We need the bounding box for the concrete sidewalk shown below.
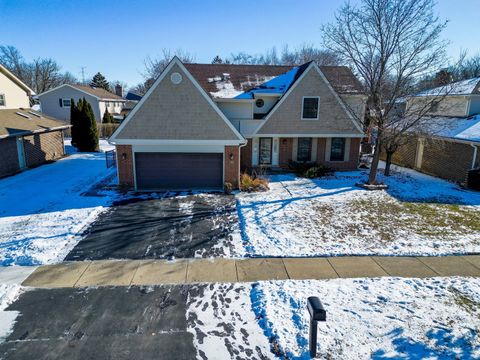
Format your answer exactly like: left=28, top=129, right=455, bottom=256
left=21, top=255, right=480, bottom=288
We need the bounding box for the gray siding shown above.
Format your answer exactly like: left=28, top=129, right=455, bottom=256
left=38, top=86, right=101, bottom=122
left=257, top=67, right=363, bottom=135
left=115, top=64, right=240, bottom=141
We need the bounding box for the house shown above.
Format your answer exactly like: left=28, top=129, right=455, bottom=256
left=122, top=90, right=143, bottom=117
left=0, top=64, right=70, bottom=178
left=387, top=77, right=480, bottom=184
left=37, top=84, right=126, bottom=123
left=109, top=57, right=366, bottom=191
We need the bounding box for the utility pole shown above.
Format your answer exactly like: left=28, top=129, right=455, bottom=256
left=80, top=66, right=86, bottom=85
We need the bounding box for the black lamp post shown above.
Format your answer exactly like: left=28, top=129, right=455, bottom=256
left=307, top=296, right=326, bottom=358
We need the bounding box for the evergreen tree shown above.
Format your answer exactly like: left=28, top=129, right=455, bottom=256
left=75, top=98, right=99, bottom=152
left=70, top=98, right=78, bottom=147
left=102, top=108, right=114, bottom=124
left=211, top=55, right=223, bottom=64
left=90, top=72, right=110, bottom=91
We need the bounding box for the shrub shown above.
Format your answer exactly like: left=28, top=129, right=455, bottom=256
left=240, top=173, right=269, bottom=192
left=303, top=165, right=332, bottom=178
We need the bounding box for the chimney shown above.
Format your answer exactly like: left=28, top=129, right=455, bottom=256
left=115, top=83, right=123, bottom=97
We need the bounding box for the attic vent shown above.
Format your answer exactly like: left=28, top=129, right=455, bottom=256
left=16, top=111, right=31, bottom=119
left=170, top=72, right=183, bottom=84
left=28, top=111, right=43, bottom=118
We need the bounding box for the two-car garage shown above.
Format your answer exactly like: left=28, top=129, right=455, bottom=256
left=134, top=152, right=224, bottom=191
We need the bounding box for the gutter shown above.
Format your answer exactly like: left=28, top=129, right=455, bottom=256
left=0, top=125, right=71, bottom=140
left=471, top=143, right=478, bottom=170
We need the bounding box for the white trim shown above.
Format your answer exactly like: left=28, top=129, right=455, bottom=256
left=471, top=144, right=478, bottom=170
left=132, top=144, right=225, bottom=153
left=16, top=137, right=26, bottom=169
left=110, top=139, right=243, bottom=146
left=415, top=138, right=425, bottom=169
left=110, top=56, right=245, bottom=143
left=254, top=63, right=364, bottom=135
left=301, top=96, right=320, bottom=120
left=254, top=133, right=364, bottom=138
left=214, top=98, right=254, bottom=103
left=253, top=93, right=281, bottom=97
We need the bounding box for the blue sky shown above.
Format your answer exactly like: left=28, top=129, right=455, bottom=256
left=1, top=0, right=478, bottom=87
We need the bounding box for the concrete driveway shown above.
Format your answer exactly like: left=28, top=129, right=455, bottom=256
left=65, top=193, right=237, bottom=261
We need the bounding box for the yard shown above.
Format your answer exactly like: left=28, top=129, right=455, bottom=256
left=234, top=164, right=480, bottom=257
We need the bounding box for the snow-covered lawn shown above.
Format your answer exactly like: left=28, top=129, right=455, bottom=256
left=187, top=277, right=480, bottom=359
left=0, top=139, right=117, bottom=266
left=234, top=164, right=480, bottom=257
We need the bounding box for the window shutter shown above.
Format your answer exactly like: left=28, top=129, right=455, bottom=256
left=59, top=98, right=63, bottom=107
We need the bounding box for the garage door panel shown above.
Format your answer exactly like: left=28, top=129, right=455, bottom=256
left=135, top=153, right=223, bottom=190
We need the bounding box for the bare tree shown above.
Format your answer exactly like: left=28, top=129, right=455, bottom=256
left=143, top=49, right=195, bottom=80
left=228, top=44, right=340, bottom=66
left=0, top=46, right=78, bottom=93
left=323, top=0, right=448, bottom=184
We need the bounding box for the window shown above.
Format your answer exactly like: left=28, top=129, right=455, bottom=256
left=297, top=138, right=312, bottom=162
left=259, top=138, right=272, bottom=165
left=330, top=138, right=346, bottom=161
left=255, top=98, right=264, bottom=108
left=0, top=94, right=5, bottom=106
left=302, top=97, right=319, bottom=120
left=61, top=98, right=71, bottom=107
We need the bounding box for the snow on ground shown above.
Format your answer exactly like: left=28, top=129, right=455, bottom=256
left=0, top=139, right=117, bottom=266
left=0, top=284, right=23, bottom=341
left=234, top=164, right=480, bottom=257
left=187, top=277, right=480, bottom=359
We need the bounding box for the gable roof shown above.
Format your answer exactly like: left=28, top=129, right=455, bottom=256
left=110, top=57, right=245, bottom=144
left=70, top=85, right=125, bottom=100
left=254, top=62, right=364, bottom=136
left=0, top=64, right=35, bottom=95
left=38, top=84, right=126, bottom=101
left=416, top=77, right=480, bottom=97
left=0, top=108, right=69, bottom=139
left=185, top=63, right=364, bottom=99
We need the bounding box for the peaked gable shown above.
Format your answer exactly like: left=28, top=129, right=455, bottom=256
left=255, top=64, right=363, bottom=136
left=111, top=58, right=244, bottom=143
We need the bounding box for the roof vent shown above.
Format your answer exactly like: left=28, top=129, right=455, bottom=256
left=170, top=72, right=183, bottom=84
left=28, top=111, right=43, bottom=118
left=16, top=111, right=31, bottom=119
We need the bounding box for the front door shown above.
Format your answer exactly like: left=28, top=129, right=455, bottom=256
left=259, top=138, right=272, bottom=165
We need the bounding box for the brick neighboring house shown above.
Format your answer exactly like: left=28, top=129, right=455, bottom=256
left=109, top=57, right=367, bottom=191
left=386, top=77, right=480, bottom=185
left=0, top=63, right=70, bottom=178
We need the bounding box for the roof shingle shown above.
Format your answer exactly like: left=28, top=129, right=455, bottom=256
left=184, top=63, right=364, bottom=97
left=0, top=109, right=70, bottom=138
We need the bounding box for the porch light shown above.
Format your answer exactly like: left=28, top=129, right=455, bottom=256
left=122, top=152, right=127, bottom=160
left=229, top=153, right=234, bottom=160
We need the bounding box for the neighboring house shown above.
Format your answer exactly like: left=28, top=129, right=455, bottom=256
left=0, top=64, right=70, bottom=178
left=122, top=90, right=143, bottom=118
left=37, top=84, right=126, bottom=123
left=388, top=77, right=480, bottom=184
left=109, top=57, right=366, bottom=191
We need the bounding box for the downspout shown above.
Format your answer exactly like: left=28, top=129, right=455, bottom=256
left=471, top=143, right=478, bottom=170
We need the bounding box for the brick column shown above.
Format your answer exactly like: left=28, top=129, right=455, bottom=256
left=224, top=145, right=240, bottom=189
left=116, top=145, right=134, bottom=188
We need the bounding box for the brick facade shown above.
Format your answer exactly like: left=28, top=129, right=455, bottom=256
left=23, top=131, right=64, bottom=168
left=0, top=137, right=20, bottom=178
left=421, top=139, right=475, bottom=183
left=240, top=139, right=252, bottom=171
left=383, top=135, right=480, bottom=184
left=224, top=145, right=240, bottom=188
left=279, top=138, right=293, bottom=167
left=116, top=145, right=135, bottom=188
left=316, top=137, right=360, bottom=170
left=0, top=130, right=65, bottom=178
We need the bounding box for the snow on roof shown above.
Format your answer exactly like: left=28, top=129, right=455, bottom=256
left=416, top=77, right=480, bottom=97
left=209, top=79, right=245, bottom=99
left=235, top=67, right=299, bottom=99
left=420, top=115, right=480, bottom=143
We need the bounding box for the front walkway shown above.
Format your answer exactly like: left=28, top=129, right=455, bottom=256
left=20, top=255, right=480, bottom=288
